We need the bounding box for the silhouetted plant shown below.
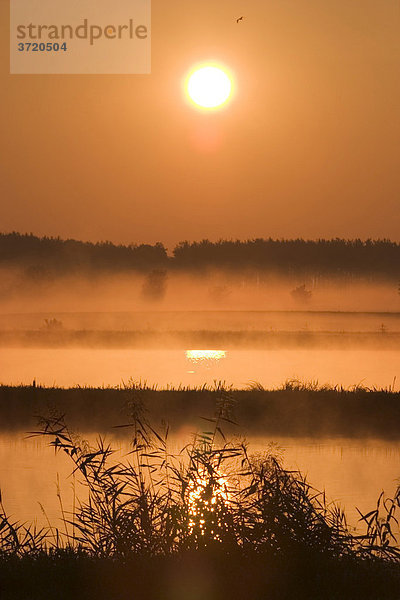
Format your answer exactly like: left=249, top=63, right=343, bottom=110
left=0, top=490, right=47, bottom=557
left=356, top=489, right=400, bottom=560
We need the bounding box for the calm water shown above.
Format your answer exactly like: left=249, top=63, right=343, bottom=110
left=0, top=431, right=399, bottom=534
left=0, top=347, right=398, bottom=389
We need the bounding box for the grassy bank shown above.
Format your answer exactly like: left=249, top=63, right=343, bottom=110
left=0, top=382, right=399, bottom=438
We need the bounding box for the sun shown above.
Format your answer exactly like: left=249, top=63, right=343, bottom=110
left=186, top=64, right=233, bottom=109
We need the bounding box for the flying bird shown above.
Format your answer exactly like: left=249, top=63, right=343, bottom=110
left=236, top=16, right=244, bottom=23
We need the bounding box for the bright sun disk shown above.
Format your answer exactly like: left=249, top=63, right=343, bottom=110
left=186, top=65, right=233, bottom=109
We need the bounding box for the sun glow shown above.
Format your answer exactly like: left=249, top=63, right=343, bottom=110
left=186, top=64, right=233, bottom=109
left=186, top=350, right=226, bottom=362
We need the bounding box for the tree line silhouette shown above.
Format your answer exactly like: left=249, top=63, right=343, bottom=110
left=173, top=239, right=400, bottom=279
left=0, top=232, right=399, bottom=279
left=0, top=232, right=167, bottom=274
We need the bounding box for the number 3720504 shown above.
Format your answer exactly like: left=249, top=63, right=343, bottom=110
left=18, top=42, right=67, bottom=52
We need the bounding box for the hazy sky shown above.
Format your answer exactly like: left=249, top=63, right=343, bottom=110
left=1, top=0, right=399, bottom=248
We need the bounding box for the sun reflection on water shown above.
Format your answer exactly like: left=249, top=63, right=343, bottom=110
left=186, top=350, right=226, bottom=362
left=187, top=467, right=230, bottom=542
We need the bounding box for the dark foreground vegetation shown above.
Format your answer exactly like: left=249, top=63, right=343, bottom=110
left=1, top=232, right=399, bottom=279
left=1, top=390, right=400, bottom=599
left=2, top=550, right=400, bottom=600
left=1, top=381, right=400, bottom=438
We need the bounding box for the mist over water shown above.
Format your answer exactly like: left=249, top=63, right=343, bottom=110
left=0, top=268, right=399, bottom=387
left=0, top=269, right=398, bottom=388
left=0, top=264, right=399, bottom=549
left=0, top=266, right=399, bottom=314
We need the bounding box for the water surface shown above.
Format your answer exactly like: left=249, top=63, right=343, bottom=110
left=0, top=347, right=398, bottom=389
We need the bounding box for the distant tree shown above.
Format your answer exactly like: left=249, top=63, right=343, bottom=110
left=291, top=284, right=312, bottom=304
left=141, top=269, right=168, bottom=302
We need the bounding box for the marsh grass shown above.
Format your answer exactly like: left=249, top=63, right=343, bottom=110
left=2, top=381, right=400, bottom=439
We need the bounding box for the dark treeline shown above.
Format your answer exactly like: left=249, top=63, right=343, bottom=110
left=173, top=238, right=400, bottom=279
left=1, top=232, right=399, bottom=279
left=0, top=232, right=167, bottom=274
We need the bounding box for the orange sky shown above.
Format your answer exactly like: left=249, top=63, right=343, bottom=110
left=1, top=0, right=399, bottom=248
